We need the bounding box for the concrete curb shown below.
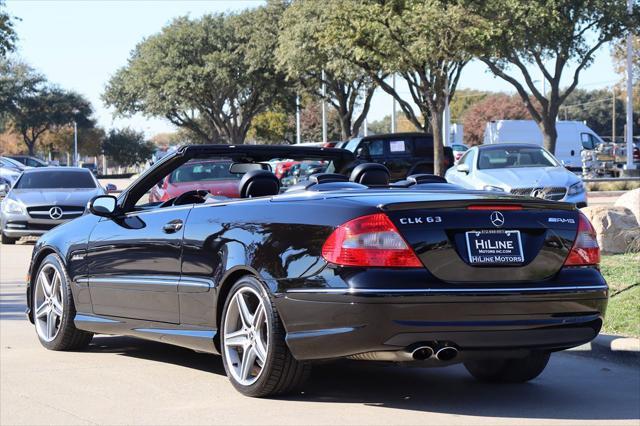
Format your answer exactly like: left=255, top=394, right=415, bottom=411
left=586, top=190, right=627, bottom=198
left=568, top=334, right=640, bottom=366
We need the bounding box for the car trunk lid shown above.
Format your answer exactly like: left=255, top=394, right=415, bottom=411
left=382, top=199, right=579, bottom=283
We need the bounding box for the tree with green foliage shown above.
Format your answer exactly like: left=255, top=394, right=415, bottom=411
left=0, top=59, right=43, bottom=129
left=0, top=0, right=17, bottom=58
left=561, top=88, right=638, bottom=137
left=43, top=126, right=106, bottom=158
left=612, top=35, right=639, bottom=112
left=247, top=110, right=294, bottom=144
left=471, top=0, right=638, bottom=153
left=103, top=128, right=154, bottom=167
left=277, top=0, right=378, bottom=140
left=449, top=89, right=490, bottom=122
left=104, top=2, right=292, bottom=144
left=2, top=59, right=94, bottom=155
left=298, top=99, right=343, bottom=142
left=321, top=0, right=490, bottom=175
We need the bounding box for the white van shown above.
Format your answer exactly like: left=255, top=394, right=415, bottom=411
left=483, top=120, right=602, bottom=170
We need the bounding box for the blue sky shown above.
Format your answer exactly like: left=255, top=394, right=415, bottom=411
left=6, top=0, right=622, bottom=136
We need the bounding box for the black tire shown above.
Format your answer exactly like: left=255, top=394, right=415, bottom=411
left=32, top=254, right=93, bottom=351
left=1, top=232, right=17, bottom=245
left=464, top=352, right=551, bottom=383
left=220, top=275, right=310, bottom=397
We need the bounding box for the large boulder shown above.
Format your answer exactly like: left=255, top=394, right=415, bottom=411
left=614, top=189, right=640, bottom=225
left=580, top=206, right=640, bottom=254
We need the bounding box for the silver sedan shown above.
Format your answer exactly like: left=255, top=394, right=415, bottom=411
left=445, top=143, right=587, bottom=208
left=1, top=167, right=106, bottom=244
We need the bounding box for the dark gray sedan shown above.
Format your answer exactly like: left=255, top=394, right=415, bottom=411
left=0, top=168, right=105, bottom=244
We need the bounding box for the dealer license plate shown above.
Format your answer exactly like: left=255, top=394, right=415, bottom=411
left=465, top=230, right=524, bottom=265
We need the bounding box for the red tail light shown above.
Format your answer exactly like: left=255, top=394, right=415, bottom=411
left=322, top=213, right=422, bottom=267
left=564, top=212, right=600, bottom=266
left=467, top=205, right=522, bottom=211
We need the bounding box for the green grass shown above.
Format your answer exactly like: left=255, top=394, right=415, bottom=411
left=586, top=181, right=640, bottom=191
left=600, top=253, right=640, bottom=337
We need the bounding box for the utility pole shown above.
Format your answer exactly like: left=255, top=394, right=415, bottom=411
left=321, top=69, right=327, bottom=144
left=296, top=94, right=301, bottom=144
left=625, top=0, right=635, bottom=170
left=443, top=93, right=451, bottom=147
left=73, top=120, right=78, bottom=167
left=391, top=74, right=397, bottom=133
left=612, top=89, right=616, bottom=142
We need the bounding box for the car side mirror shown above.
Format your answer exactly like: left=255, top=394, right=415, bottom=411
left=105, top=183, right=117, bottom=193
left=89, top=195, right=118, bottom=217
left=0, top=183, right=8, bottom=197
left=456, top=164, right=470, bottom=174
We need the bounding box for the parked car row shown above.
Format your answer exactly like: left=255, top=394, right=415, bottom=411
left=0, top=166, right=117, bottom=244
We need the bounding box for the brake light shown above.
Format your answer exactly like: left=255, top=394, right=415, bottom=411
left=322, top=213, right=422, bottom=267
left=467, top=205, right=522, bottom=211
left=564, top=211, right=600, bottom=266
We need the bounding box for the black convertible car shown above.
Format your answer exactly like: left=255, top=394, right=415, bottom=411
left=26, top=145, right=607, bottom=397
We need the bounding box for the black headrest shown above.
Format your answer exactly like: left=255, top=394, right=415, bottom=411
left=239, top=169, right=280, bottom=198
left=349, top=163, right=390, bottom=186
left=308, top=173, right=348, bottom=185
left=407, top=174, right=448, bottom=184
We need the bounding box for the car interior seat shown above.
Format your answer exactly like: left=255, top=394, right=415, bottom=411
left=285, top=173, right=367, bottom=192
left=239, top=169, right=280, bottom=198
left=478, top=156, right=492, bottom=169
left=349, top=163, right=390, bottom=186
left=392, top=174, right=448, bottom=187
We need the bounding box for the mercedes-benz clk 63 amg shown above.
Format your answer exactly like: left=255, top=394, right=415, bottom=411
left=26, top=145, right=607, bottom=397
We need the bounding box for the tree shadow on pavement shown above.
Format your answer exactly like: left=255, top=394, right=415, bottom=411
left=86, top=335, right=639, bottom=421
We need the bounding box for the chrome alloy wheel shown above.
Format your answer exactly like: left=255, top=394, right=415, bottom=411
left=34, top=264, right=64, bottom=342
left=223, top=287, right=269, bottom=386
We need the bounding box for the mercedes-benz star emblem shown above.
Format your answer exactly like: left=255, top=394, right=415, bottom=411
left=530, top=188, right=546, bottom=199
left=49, top=206, right=63, bottom=220
left=490, top=211, right=505, bottom=228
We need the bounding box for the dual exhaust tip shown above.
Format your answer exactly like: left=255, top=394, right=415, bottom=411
left=410, top=344, right=458, bottom=361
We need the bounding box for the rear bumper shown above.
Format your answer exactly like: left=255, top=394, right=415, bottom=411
left=274, top=268, right=607, bottom=361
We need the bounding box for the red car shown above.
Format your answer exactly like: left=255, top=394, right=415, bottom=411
left=149, top=160, right=240, bottom=203
left=274, top=160, right=300, bottom=179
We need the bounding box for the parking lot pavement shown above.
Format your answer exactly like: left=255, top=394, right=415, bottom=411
left=1, top=243, right=639, bottom=425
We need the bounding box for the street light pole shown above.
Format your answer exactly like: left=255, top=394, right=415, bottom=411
left=295, top=94, right=301, bottom=145
left=321, top=69, right=327, bottom=144
left=73, top=120, right=78, bottom=167
left=391, top=74, right=397, bottom=133
left=625, top=0, right=635, bottom=170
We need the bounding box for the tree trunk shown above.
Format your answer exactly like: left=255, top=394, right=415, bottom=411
left=430, top=110, right=445, bottom=176
left=540, top=117, right=558, bottom=155
left=23, top=137, right=35, bottom=156
left=338, top=114, right=350, bottom=140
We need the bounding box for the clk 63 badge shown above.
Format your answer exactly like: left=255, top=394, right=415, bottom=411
left=399, top=216, right=442, bottom=225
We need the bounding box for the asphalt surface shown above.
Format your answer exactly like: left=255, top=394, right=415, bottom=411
left=1, top=241, right=639, bottom=425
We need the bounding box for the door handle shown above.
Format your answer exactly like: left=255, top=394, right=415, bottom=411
left=162, top=219, right=183, bottom=234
